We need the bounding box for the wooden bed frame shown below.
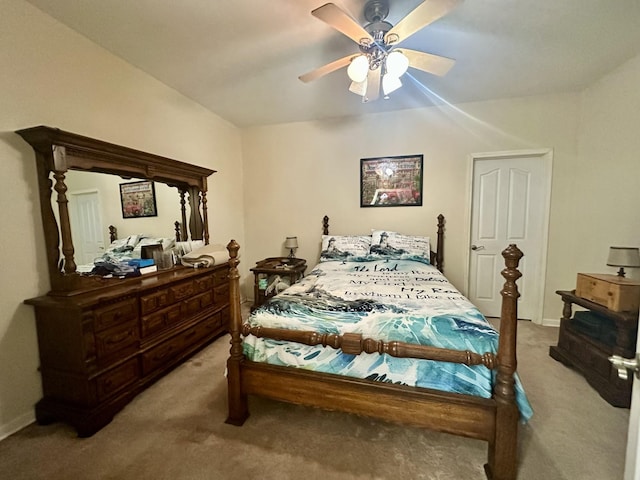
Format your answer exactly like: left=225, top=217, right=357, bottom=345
left=224, top=215, right=524, bottom=480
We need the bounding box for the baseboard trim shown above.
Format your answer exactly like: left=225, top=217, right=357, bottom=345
left=541, top=317, right=560, bottom=328
left=0, top=411, right=35, bottom=441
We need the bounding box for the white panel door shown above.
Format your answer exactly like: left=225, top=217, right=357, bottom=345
left=69, top=190, right=105, bottom=265
left=468, top=152, right=551, bottom=322
left=625, top=315, right=640, bottom=479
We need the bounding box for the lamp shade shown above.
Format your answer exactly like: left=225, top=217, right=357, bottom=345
left=607, top=246, right=640, bottom=268
left=284, top=237, right=299, bottom=249
left=385, top=51, right=409, bottom=77
left=349, top=79, right=367, bottom=96
left=347, top=55, right=369, bottom=83
left=382, top=74, right=402, bottom=95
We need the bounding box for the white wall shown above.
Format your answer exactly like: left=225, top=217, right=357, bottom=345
left=0, top=0, right=244, bottom=438
left=241, top=94, right=580, bottom=320
left=572, top=55, right=640, bottom=279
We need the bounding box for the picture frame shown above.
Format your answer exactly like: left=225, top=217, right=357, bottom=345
left=119, top=180, right=158, bottom=218
left=360, top=154, right=423, bottom=207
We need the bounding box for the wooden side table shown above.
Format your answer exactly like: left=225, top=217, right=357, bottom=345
left=549, top=289, right=638, bottom=407
left=250, top=257, right=306, bottom=311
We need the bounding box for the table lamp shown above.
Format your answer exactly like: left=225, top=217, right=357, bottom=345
left=607, top=246, right=640, bottom=277
left=284, top=236, right=298, bottom=259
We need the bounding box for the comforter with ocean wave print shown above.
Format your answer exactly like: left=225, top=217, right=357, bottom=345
left=244, top=259, right=533, bottom=421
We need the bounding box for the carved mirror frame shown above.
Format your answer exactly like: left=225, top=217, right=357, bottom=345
left=17, top=126, right=215, bottom=294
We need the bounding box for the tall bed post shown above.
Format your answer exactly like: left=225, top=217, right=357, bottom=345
left=485, top=244, right=523, bottom=480
left=225, top=240, right=248, bottom=425
left=435, top=214, right=445, bottom=272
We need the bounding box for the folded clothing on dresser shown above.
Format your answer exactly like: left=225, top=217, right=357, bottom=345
left=180, top=243, right=229, bottom=268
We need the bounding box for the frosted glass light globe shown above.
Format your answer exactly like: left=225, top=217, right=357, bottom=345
left=386, top=51, right=409, bottom=77
left=347, top=55, right=369, bottom=83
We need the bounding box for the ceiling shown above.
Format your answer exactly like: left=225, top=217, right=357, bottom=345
left=25, top=0, right=640, bottom=128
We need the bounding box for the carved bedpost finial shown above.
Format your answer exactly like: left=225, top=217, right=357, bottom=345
left=323, top=215, right=329, bottom=235
left=500, top=244, right=523, bottom=299
left=109, top=225, right=117, bottom=244
left=227, top=239, right=240, bottom=266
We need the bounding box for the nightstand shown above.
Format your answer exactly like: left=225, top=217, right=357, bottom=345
left=250, top=257, right=306, bottom=311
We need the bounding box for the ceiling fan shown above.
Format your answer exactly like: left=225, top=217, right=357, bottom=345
left=299, top=0, right=462, bottom=102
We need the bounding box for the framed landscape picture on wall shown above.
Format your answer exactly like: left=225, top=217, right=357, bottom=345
left=120, top=180, right=158, bottom=218
left=360, top=154, right=423, bottom=207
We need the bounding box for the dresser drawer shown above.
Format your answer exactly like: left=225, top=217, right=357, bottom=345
left=95, top=322, right=138, bottom=361
left=169, top=280, right=195, bottom=302
left=96, top=358, right=140, bottom=401
left=212, top=267, right=229, bottom=286
left=141, top=303, right=182, bottom=338
left=140, top=288, right=170, bottom=315
left=576, top=273, right=640, bottom=312
left=214, top=283, right=229, bottom=307
left=193, top=275, right=213, bottom=294
left=560, top=324, right=611, bottom=379
left=182, top=290, right=214, bottom=316
left=94, top=298, right=138, bottom=331
left=141, top=315, right=222, bottom=375
left=142, top=335, right=182, bottom=375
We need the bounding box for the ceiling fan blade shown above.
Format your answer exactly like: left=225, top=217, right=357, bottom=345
left=364, top=67, right=381, bottom=102
left=400, top=49, right=456, bottom=76
left=384, top=0, right=462, bottom=45
left=312, top=3, right=373, bottom=45
left=299, top=54, right=356, bottom=83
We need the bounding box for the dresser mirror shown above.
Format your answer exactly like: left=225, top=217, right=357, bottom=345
left=63, top=170, right=183, bottom=266
left=17, top=126, right=216, bottom=294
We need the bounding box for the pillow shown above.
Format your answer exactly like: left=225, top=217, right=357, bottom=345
left=371, top=230, right=396, bottom=245
left=370, top=230, right=431, bottom=264
left=320, top=235, right=371, bottom=262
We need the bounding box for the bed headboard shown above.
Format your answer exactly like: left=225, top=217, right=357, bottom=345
left=322, top=214, right=445, bottom=273
left=108, top=220, right=185, bottom=244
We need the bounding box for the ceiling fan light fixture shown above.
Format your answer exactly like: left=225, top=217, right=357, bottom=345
left=382, top=74, right=402, bottom=96
left=385, top=51, right=409, bottom=77
left=347, top=55, right=369, bottom=83
left=349, top=79, right=368, bottom=96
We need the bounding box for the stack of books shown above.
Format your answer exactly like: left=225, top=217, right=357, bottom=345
left=128, top=258, right=158, bottom=275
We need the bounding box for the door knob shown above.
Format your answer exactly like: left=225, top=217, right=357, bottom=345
left=609, top=354, right=640, bottom=380
left=470, top=245, right=485, bottom=251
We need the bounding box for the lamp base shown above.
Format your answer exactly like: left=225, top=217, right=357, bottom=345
left=288, top=249, right=296, bottom=259
left=617, top=267, right=626, bottom=277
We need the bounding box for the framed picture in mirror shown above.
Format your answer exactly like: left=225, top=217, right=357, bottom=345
left=120, top=180, right=158, bottom=218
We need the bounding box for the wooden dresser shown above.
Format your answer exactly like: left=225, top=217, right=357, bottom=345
left=26, top=264, right=229, bottom=436
left=16, top=126, right=227, bottom=436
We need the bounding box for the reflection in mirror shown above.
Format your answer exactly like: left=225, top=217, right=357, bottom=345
left=61, top=170, right=183, bottom=266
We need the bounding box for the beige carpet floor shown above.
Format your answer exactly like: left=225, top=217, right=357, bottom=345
left=0, top=311, right=630, bottom=480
